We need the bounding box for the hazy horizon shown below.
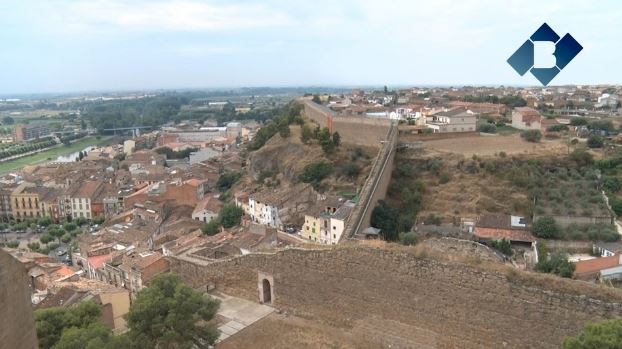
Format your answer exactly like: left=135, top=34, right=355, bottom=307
left=1, top=0, right=621, bottom=94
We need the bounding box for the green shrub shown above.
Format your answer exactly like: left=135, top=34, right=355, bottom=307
left=478, top=123, right=497, bottom=133
left=299, top=161, right=333, bottom=184
left=532, top=217, right=561, bottom=239
left=399, top=232, right=418, bottom=246
left=587, top=135, right=604, bottom=148
left=535, top=252, right=574, bottom=278
left=521, top=130, right=542, bottom=142
left=490, top=238, right=513, bottom=256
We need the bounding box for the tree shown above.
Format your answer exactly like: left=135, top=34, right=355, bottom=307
left=332, top=132, right=341, bottom=147
left=2, top=116, right=14, bottom=125
left=532, top=217, right=561, bottom=239
left=38, top=217, right=53, bottom=227
left=490, top=238, right=513, bottom=256
left=35, top=300, right=103, bottom=349
left=219, top=204, right=244, bottom=228
left=216, top=171, right=242, bottom=192
left=564, top=319, right=622, bottom=349
left=548, top=124, right=569, bottom=132
left=478, top=123, right=497, bottom=133
left=399, top=232, right=418, bottom=246
left=317, top=127, right=335, bottom=154
left=53, top=322, right=127, bottom=349
left=6, top=240, right=19, bottom=248
left=342, top=162, right=360, bottom=179
left=535, top=252, right=575, bottom=278
left=277, top=119, right=290, bottom=138
left=603, top=176, right=622, bottom=193
left=201, top=220, right=221, bottom=236
left=298, top=161, right=333, bottom=184
left=587, top=135, right=604, bottom=148
left=300, top=124, right=313, bottom=144
left=311, top=94, right=321, bottom=104
left=570, top=117, right=588, bottom=126
left=28, top=242, right=41, bottom=252
left=521, top=130, right=542, bottom=142
left=50, top=228, right=66, bottom=244
left=370, top=200, right=400, bottom=241
left=612, top=197, right=622, bottom=217
left=40, top=233, right=54, bottom=245
left=125, top=273, right=220, bottom=348
left=570, top=149, right=594, bottom=166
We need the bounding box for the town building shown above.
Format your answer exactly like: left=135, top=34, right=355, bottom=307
left=427, top=108, right=477, bottom=133
left=192, top=196, right=221, bottom=223
left=473, top=213, right=535, bottom=245
left=69, top=180, right=104, bottom=220
left=10, top=182, right=42, bottom=220
left=12, top=123, right=51, bottom=142
left=511, top=107, right=542, bottom=130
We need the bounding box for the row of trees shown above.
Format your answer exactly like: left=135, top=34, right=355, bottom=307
left=0, top=138, right=57, bottom=160
left=84, top=96, right=186, bottom=133
left=462, top=94, right=527, bottom=107
left=36, top=274, right=221, bottom=349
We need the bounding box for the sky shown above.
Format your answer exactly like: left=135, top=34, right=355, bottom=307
left=1, top=0, right=621, bottom=94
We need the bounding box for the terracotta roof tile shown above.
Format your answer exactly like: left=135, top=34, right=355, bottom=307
left=575, top=254, right=621, bottom=275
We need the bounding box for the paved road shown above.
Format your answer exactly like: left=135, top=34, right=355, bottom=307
left=214, top=294, right=274, bottom=343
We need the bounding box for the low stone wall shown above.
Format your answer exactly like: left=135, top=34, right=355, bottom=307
left=534, top=214, right=613, bottom=227
left=169, top=245, right=622, bottom=349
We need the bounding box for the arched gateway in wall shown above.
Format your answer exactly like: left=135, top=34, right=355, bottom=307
left=258, top=272, right=274, bottom=305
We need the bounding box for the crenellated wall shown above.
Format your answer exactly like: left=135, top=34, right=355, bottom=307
left=169, top=246, right=622, bottom=349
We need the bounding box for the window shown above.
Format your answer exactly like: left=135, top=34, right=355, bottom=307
left=333, top=234, right=336, bottom=238
left=333, top=226, right=336, bottom=230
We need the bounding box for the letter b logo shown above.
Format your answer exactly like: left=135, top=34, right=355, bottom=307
left=507, top=23, right=583, bottom=86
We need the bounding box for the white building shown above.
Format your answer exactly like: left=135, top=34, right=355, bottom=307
left=325, top=204, right=354, bottom=244
left=123, top=140, right=135, bottom=155
left=248, top=196, right=280, bottom=228
left=192, top=197, right=220, bottom=223
left=596, top=93, right=619, bottom=109
left=389, top=108, right=423, bottom=121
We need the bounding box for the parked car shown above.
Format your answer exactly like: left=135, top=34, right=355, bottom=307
left=56, top=249, right=67, bottom=256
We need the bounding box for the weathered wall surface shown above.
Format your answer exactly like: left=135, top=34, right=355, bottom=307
left=534, top=213, right=613, bottom=227
left=398, top=130, right=479, bottom=141
left=343, top=123, right=397, bottom=237
left=303, top=100, right=390, bottom=147
left=170, top=246, right=622, bottom=349
left=0, top=250, right=39, bottom=349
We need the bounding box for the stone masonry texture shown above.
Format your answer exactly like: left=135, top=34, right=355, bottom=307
left=170, top=246, right=622, bottom=349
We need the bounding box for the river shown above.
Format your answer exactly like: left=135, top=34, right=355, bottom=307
left=54, top=146, right=96, bottom=162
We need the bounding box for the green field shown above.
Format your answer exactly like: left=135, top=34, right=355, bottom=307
left=0, top=136, right=109, bottom=174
